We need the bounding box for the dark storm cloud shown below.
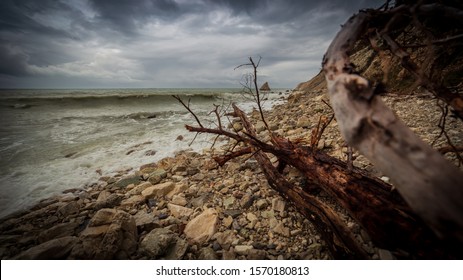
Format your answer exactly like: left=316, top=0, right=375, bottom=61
left=88, top=0, right=181, bottom=35
left=0, top=0, right=385, bottom=88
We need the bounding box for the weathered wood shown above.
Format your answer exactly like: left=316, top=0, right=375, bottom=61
left=322, top=9, right=463, bottom=243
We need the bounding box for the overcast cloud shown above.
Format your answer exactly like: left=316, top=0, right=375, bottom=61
left=0, top=0, right=384, bottom=88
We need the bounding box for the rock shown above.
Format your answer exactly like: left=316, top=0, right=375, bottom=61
left=222, top=248, right=236, bottom=260
left=96, top=190, right=110, bottom=202
left=256, top=121, right=266, bottom=134
left=38, top=222, right=78, bottom=243
left=273, top=222, right=290, bottom=237
left=141, top=182, right=175, bottom=199
left=171, top=194, right=188, bottom=206
left=246, top=213, right=258, bottom=222
left=198, top=247, right=218, bottom=260
left=120, top=195, right=145, bottom=208
left=127, top=182, right=152, bottom=196
left=222, top=216, right=233, bottom=228
left=167, top=203, right=193, bottom=219
left=223, top=196, right=235, bottom=209
left=233, top=122, right=243, bottom=132
left=248, top=249, right=267, bottom=260
left=296, top=116, right=310, bottom=128
left=15, top=236, right=78, bottom=259
left=133, top=211, right=160, bottom=232
left=184, top=208, right=218, bottom=244
left=176, top=135, right=184, bottom=141
left=172, top=164, right=187, bottom=174
left=139, top=164, right=158, bottom=174
left=115, top=174, right=141, bottom=188
left=256, top=199, right=269, bottom=210
left=70, top=208, right=137, bottom=259
left=94, top=193, right=122, bottom=210
left=271, top=198, right=286, bottom=212
left=240, top=194, right=255, bottom=209
left=214, top=230, right=236, bottom=250
left=234, top=245, right=253, bottom=255
left=223, top=209, right=242, bottom=218
left=261, top=210, right=275, bottom=219
left=166, top=238, right=188, bottom=260
left=141, top=228, right=170, bottom=256
left=190, top=194, right=210, bottom=208
left=148, top=169, right=167, bottom=184
left=57, top=201, right=80, bottom=217
left=166, top=183, right=189, bottom=199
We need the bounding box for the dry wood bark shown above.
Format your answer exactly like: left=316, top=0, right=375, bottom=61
left=322, top=7, right=463, bottom=243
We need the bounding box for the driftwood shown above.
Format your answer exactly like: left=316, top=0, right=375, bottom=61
left=322, top=4, right=463, bottom=244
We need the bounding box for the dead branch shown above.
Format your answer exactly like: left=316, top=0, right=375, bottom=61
left=172, top=95, right=204, bottom=128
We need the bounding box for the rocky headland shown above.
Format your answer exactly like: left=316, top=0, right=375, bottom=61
left=0, top=87, right=461, bottom=260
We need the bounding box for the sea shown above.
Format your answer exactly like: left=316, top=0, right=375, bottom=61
left=0, top=88, right=287, bottom=218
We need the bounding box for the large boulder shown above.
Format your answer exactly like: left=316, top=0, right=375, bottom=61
left=69, top=208, right=137, bottom=259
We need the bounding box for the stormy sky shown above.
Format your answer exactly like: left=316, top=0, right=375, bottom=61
left=0, top=0, right=384, bottom=89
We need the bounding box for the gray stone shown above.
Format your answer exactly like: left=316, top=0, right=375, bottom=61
left=115, top=174, right=141, bottom=188
left=15, top=236, right=78, bottom=259
left=148, top=169, right=167, bottom=184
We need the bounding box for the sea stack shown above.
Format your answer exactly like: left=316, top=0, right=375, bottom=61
left=260, top=81, right=270, bottom=91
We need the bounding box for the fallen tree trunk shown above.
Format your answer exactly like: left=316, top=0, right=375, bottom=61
left=322, top=6, right=463, bottom=244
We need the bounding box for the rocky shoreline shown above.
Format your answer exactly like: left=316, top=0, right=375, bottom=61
left=1, top=89, right=461, bottom=260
